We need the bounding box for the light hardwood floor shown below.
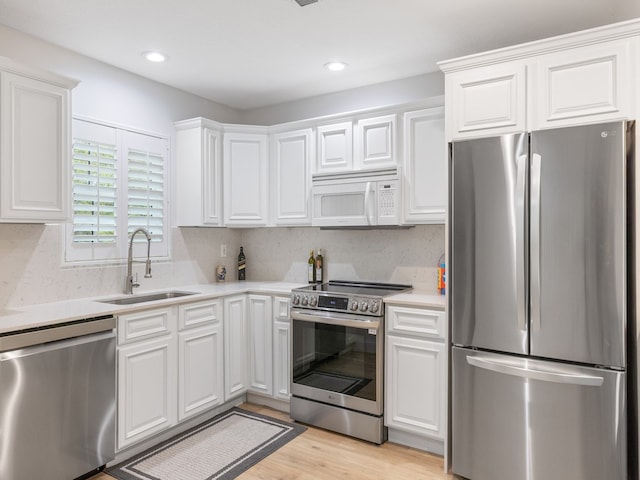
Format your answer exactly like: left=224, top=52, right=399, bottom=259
left=91, top=402, right=455, bottom=480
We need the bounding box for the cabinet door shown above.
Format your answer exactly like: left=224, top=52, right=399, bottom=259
left=403, top=108, right=447, bottom=224
left=247, top=295, right=273, bottom=395
left=202, top=128, right=223, bottom=225
left=223, top=295, right=248, bottom=400
left=273, top=296, right=291, bottom=400
left=354, top=114, right=397, bottom=170
left=533, top=39, right=632, bottom=129
left=316, top=121, right=353, bottom=173
left=117, top=336, right=177, bottom=449
left=271, top=129, right=312, bottom=225
left=223, top=131, right=268, bottom=226
left=385, top=335, right=446, bottom=440
left=0, top=72, right=71, bottom=221
left=446, top=62, right=526, bottom=140
left=178, top=324, right=223, bottom=421
left=175, top=119, right=223, bottom=227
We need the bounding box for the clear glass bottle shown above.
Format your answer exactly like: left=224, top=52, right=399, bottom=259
left=315, top=249, right=323, bottom=284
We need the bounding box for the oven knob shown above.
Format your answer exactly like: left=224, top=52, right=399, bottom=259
left=350, top=301, right=358, bottom=311
left=369, top=302, right=379, bottom=313
left=302, top=295, right=309, bottom=306
left=309, top=296, right=317, bottom=307
left=359, top=301, right=368, bottom=312
left=292, top=295, right=300, bottom=306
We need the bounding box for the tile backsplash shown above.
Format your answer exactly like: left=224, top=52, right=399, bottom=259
left=239, top=225, right=445, bottom=291
left=0, top=223, right=444, bottom=309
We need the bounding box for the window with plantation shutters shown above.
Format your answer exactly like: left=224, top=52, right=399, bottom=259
left=71, top=138, right=118, bottom=244
left=127, top=148, right=164, bottom=242
left=66, top=118, right=169, bottom=264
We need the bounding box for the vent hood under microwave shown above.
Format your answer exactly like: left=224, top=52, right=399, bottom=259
left=311, top=168, right=403, bottom=227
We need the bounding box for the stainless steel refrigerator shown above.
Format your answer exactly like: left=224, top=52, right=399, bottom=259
left=449, top=121, right=635, bottom=480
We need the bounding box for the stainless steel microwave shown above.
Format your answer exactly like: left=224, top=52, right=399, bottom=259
left=311, top=168, right=401, bottom=227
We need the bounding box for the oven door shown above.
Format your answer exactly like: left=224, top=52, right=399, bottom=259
left=290, top=309, right=383, bottom=416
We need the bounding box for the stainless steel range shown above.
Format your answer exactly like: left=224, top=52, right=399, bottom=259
left=290, top=280, right=411, bottom=444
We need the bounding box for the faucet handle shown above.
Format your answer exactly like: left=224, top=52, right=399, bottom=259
left=132, top=273, right=140, bottom=289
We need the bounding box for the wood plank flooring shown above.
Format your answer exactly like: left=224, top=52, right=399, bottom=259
left=91, top=402, right=455, bottom=480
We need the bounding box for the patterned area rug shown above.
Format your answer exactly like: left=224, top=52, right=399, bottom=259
left=107, top=407, right=306, bottom=480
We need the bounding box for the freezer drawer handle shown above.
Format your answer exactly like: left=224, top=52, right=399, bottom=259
left=466, top=355, right=604, bottom=387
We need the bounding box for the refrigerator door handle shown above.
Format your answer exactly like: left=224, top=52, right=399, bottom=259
left=515, top=154, right=527, bottom=331
left=466, top=355, right=604, bottom=387
left=530, top=153, right=542, bottom=331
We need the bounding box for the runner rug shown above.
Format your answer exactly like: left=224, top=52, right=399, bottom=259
left=107, top=407, right=306, bottom=480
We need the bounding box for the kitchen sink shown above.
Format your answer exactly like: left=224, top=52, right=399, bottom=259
left=98, top=290, right=198, bottom=305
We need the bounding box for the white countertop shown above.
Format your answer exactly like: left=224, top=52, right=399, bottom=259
left=0, top=281, right=304, bottom=335
left=0, top=282, right=445, bottom=335
left=384, top=289, right=446, bottom=310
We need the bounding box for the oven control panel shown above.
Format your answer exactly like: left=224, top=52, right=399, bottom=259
left=291, top=292, right=383, bottom=316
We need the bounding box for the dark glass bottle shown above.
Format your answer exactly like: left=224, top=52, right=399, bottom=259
left=238, top=246, right=246, bottom=280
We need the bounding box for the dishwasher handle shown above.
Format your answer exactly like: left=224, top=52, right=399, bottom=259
left=0, top=316, right=115, bottom=353
left=0, top=329, right=115, bottom=361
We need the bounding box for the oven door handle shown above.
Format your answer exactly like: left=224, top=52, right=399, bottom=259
left=291, top=310, right=380, bottom=331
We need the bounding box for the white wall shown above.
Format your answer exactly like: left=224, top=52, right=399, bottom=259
left=0, top=25, right=446, bottom=311
left=238, top=72, right=444, bottom=125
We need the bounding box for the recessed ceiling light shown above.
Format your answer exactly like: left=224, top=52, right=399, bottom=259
left=143, top=51, right=167, bottom=63
left=324, top=61, right=348, bottom=72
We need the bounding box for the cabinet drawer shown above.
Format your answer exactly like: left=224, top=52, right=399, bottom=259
left=118, top=307, right=173, bottom=345
left=272, top=296, right=290, bottom=321
left=386, top=306, right=445, bottom=339
left=178, top=299, right=220, bottom=330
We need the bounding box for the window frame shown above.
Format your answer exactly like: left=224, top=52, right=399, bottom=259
left=65, top=116, right=170, bottom=265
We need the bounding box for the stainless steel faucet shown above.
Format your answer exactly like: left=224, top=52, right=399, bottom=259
left=125, top=227, right=152, bottom=294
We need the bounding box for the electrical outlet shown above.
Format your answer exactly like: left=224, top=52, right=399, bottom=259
left=221, top=244, right=227, bottom=257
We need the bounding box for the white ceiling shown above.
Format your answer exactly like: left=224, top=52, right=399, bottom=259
left=1, top=0, right=640, bottom=111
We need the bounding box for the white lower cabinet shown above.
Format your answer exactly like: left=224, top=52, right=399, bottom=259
left=272, top=296, right=291, bottom=400
left=247, top=294, right=273, bottom=395
left=117, top=300, right=224, bottom=450
left=386, top=335, right=446, bottom=437
left=224, top=294, right=248, bottom=400
left=117, top=322, right=177, bottom=449
left=244, top=294, right=292, bottom=411
left=116, top=293, right=291, bottom=451
left=385, top=304, right=447, bottom=454
left=247, top=295, right=291, bottom=403
left=177, top=300, right=223, bottom=421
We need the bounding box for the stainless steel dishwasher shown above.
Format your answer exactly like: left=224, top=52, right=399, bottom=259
left=0, top=316, right=116, bottom=480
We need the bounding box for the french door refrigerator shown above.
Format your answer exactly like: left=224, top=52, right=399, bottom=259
left=449, top=121, right=635, bottom=480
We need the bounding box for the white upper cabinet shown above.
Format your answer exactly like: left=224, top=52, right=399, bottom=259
left=354, top=114, right=397, bottom=170
left=0, top=58, right=78, bottom=222
left=440, top=21, right=639, bottom=140
left=223, top=128, right=269, bottom=226
left=403, top=108, right=447, bottom=224
left=445, top=61, right=527, bottom=140
left=271, top=128, right=312, bottom=225
left=532, top=39, right=632, bottom=129
left=316, top=121, right=353, bottom=173
left=175, top=118, right=223, bottom=226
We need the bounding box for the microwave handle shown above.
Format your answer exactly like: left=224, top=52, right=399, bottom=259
left=364, top=181, right=374, bottom=225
